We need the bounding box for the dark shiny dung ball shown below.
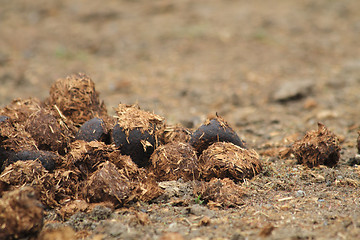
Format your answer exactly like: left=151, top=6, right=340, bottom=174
left=190, top=116, right=246, bottom=154
left=75, top=117, right=108, bottom=143
left=4, top=150, right=60, bottom=171
left=112, top=123, right=155, bottom=168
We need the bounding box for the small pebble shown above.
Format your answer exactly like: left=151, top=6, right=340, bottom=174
left=0, top=115, right=9, bottom=122
left=296, top=190, right=305, bottom=197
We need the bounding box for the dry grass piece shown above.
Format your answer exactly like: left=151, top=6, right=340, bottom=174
left=45, top=73, right=107, bottom=125
left=0, top=186, right=44, bottom=239
left=200, top=142, right=262, bottom=182
left=292, top=123, right=341, bottom=168
left=84, top=161, right=132, bottom=206
left=150, top=142, right=200, bottom=181
left=193, top=178, right=245, bottom=207
left=190, top=115, right=246, bottom=155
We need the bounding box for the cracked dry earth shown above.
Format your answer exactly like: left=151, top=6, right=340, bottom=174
left=1, top=0, right=360, bottom=239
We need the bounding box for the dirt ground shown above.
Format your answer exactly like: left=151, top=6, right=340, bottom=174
left=1, top=0, right=360, bottom=239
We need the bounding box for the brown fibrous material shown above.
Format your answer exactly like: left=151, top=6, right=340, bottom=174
left=199, top=142, right=262, bottom=182
left=84, top=161, right=132, bottom=206
left=129, top=170, right=164, bottom=202
left=0, top=116, right=37, bottom=152
left=150, top=142, right=200, bottom=181
left=158, top=124, right=192, bottom=145
left=65, top=140, right=119, bottom=177
left=0, top=97, right=42, bottom=123
left=0, top=186, right=44, bottom=239
left=0, top=160, right=85, bottom=208
left=45, top=73, right=107, bottom=126
left=193, top=178, right=245, bottom=207
left=114, top=103, right=164, bottom=134
left=113, top=154, right=164, bottom=202
left=108, top=152, right=140, bottom=179
left=24, top=108, right=70, bottom=153
left=0, top=159, right=84, bottom=208
left=0, top=160, right=57, bottom=207
left=84, top=158, right=162, bottom=205
left=50, top=168, right=83, bottom=205
left=292, top=122, right=341, bottom=168
left=0, top=160, right=46, bottom=189
left=65, top=140, right=141, bottom=177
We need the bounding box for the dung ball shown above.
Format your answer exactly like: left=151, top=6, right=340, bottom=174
left=3, top=150, right=61, bottom=171
left=0, top=187, right=44, bottom=239
left=112, top=124, right=155, bottom=168
left=111, top=104, right=164, bottom=167
left=65, top=140, right=118, bottom=177
left=0, top=118, right=37, bottom=154
left=189, top=115, right=246, bottom=155
left=45, top=73, right=107, bottom=125
left=199, top=142, right=262, bottom=182
left=75, top=117, right=108, bottom=143
left=84, top=161, right=132, bottom=206
left=24, top=108, right=69, bottom=154
left=292, top=122, right=340, bottom=168
left=0, top=98, right=42, bottom=124
left=150, top=142, right=200, bottom=181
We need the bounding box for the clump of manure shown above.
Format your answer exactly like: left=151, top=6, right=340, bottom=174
left=292, top=122, right=340, bottom=168
left=199, top=142, right=262, bottom=182
left=190, top=115, right=246, bottom=155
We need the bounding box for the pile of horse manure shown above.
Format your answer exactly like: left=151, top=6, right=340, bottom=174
left=0, top=73, right=266, bottom=238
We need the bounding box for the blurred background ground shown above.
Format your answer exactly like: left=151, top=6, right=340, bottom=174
left=1, top=0, right=360, bottom=239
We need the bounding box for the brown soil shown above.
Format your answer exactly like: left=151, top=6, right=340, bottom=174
left=1, top=0, right=360, bottom=239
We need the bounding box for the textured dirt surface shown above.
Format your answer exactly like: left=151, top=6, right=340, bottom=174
left=1, top=0, right=360, bottom=239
